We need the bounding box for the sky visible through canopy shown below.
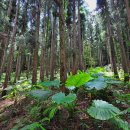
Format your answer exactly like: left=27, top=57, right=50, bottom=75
left=85, top=0, right=97, bottom=11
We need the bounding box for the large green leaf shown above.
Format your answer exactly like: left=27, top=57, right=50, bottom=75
left=87, top=100, right=121, bottom=120
left=28, top=90, right=52, bottom=100
left=66, top=72, right=90, bottom=87
left=38, top=80, right=60, bottom=88
left=84, top=76, right=122, bottom=90
left=52, top=92, right=65, bottom=104
left=85, top=78, right=107, bottom=90
left=52, top=92, right=76, bottom=105
left=62, top=93, right=77, bottom=103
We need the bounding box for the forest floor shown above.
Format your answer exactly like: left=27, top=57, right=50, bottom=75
left=0, top=69, right=130, bottom=130
left=0, top=85, right=130, bottom=130
left=0, top=97, right=112, bottom=130
left=0, top=98, right=30, bottom=130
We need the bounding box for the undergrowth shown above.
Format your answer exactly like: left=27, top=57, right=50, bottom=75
left=0, top=67, right=130, bottom=130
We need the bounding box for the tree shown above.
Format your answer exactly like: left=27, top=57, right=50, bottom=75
left=2, top=0, right=20, bottom=96
left=32, top=0, right=41, bottom=84
left=97, top=0, right=119, bottom=78
left=54, top=0, right=67, bottom=92
left=124, top=0, right=130, bottom=27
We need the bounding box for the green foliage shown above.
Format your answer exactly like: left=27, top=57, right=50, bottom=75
left=43, top=104, right=58, bottom=121
left=65, top=68, right=122, bottom=101
left=37, top=80, right=60, bottom=88
left=88, top=67, right=105, bottom=77
left=85, top=77, right=107, bottom=90
left=111, top=117, right=130, bottom=130
left=119, top=94, right=130, bottom=101
left=5, top=79, right=32, bottom=99
left=84, top=45, right=97, bottom=66
left=20, top=122, right=45, bottom=130
left=52, top=92, right=77, bottom=105
left=6, top=80, right=31, bottom=92
left=28, top=106, right=41, bottom=119
left=28, top=90, right=52, bottom=100
left=105, top=78, right=122, bottom=85
left=11, top=118, right=27, bottom=130
left=65, top=72, right=90, bottom=87
left=85, top=74, right=122, bottom=90
left=116, top=93, right=130, bottom=105
left=42, top=92, right=77, bottom=121
left=64, top=93, right=77, bottom=104
left=87, top=100, right=130, bottom=130
left=87, top=100, right=121, bottom=120
left=52, top=92, right=65, bottom=104
left=16, top=35, right=26, bottom=45
left=126, top=40, right=130, bottom=46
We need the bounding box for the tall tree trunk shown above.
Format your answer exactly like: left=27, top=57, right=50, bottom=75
left=105, top=1, right=119, bottom=78
left=14, top=45, right=22, bottom=83
left=40, top=46, right=45, bottom=81
left=117, top=29, right=129, bottom=81
left=124, top=0, right=130, bottom=27
left=0, top=0, right=13, bottom=79
left=32, top=45, right=39, bottom=84
left=113, top=0, right=129, bottom=81
left=59, top=1, right=67, bottom=89
left=32, top=1, right=40, bottom=84
left=3, top=45, right=14, bottom=90
left=72, top=0, right=78, bottom=75
left=2, top=0, right=20, bottom=96
left=0, top=39, right=5, bottom=66
left=54, top=0, right=67, bottom=92
left=26, top=55, right=31, bottom=79
left=40, top=2, right=47, bottom=81
left=78, top=0, right=84, bottom=70
left=45, top=48, right=50, bottom=79
left=106, top=24, right=118, bottom=78
left=50, top=14, right=56, bottom=80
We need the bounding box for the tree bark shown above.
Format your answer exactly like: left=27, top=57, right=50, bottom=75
left=124, top=0, right=130, bottom=27
left=0, top=0, right=13, bottom=79
left=54, top=0, right=67, bottom=92
left=113, top=0, right=129, bottom=81
left=32, top=1, right=40, bottom=84
left=40, top=46, right=45, bottom=81
left=78, top=0, right=84, bottom=70
left=106, top=24, right=118, bottom=78
left=2, top=0, right=20, bottom=96
left=72, top=0, right=78, bottom=75
left=14, top=45, right=22, bottom=83
left=50, top=14, right=56, bottom=80
left=103, top=1, right=119, bottom=78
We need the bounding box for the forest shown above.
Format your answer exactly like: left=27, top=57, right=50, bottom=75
left=0, top=0, right=130, bottom=130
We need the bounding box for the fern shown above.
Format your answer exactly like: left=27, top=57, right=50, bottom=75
left=43, top=104, right=58, bottom=121
left=21, top=122, right=45, bottom=130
